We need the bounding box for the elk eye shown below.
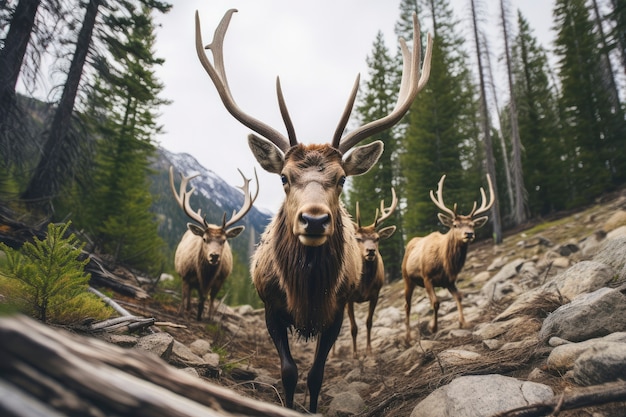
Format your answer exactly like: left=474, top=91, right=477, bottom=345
left=338, top=176, right=346, bottom=187
left=281, top=174, right=288, bottom=186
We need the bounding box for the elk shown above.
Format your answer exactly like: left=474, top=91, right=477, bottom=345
left=346, top=188, right=398, bottom=358
left=403, top=174, right=494, bottom=341
left=195, top=8, right=431, bottom=413
left=169, top=166, right=258, bottom=321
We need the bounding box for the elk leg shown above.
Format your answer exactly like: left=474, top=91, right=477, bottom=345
left=265, top=308, right=297, bottom=409
left=448, top=284, right=466, bottom=328
left=196, top=293, right=206, bottom=321
left=404, top=279, right=416, bottom=343
left=347, top=301, right=358, bottom=358
left=423, top=280, right=439, bottom=333
left=179, top=281, right=190, bottom=317
left=307, top=307, right=344, bottom=413
left=365, top=296, right=378, bottom=357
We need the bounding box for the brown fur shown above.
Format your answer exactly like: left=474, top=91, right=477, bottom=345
left=345, top=222, right=395, bottom=358
left=175, top=224, right=240, bottom=321
left=403, top=175, right=493, bottom=340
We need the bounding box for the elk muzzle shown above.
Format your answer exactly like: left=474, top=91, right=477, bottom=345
left=294, top=203, right=333, bottom=246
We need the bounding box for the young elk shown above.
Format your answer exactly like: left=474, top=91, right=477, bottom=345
left=195, top=9, right=431, bottom=413
left=347, top=189, right=398, bottom=358
left=403, top=174, right=494, bottom=341
left=169, top=166, right=258, bottom=321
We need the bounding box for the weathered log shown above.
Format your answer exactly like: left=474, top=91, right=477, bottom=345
left=0, top=314, right=301, bottom=417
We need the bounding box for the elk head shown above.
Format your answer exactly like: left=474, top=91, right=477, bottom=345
left=430, top=174, right=495, bottom=243
left=169, top=166, right=258, bottom=264
left=195, top=9, right=432, bottom=247
left=354, top=188, right=398, bottom=261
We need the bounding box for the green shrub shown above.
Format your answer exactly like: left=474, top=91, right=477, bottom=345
left=0, top=221, right=112, bottom=323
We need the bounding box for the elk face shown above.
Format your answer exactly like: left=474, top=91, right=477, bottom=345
left=188, top=223, right=243, bottom=265
left=438, top=214, right=488, bottom=244
left=355, top=225, right=396, bottom=261
left=249, top=135, right=383, bottom=247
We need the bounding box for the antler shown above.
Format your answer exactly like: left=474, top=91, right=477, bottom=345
left=355, top=188, right=398, bottom=229
left=223, top=168, right=260, bottom=229
left=375, top=187, right=398, bottom=227
left=468, top=174, right=495, bottom=218
left=332, top=13, right=433, bottom=154
left=430, top=174, right=495, bottom=218
left=430, top=174, right=456, bottom=218
left=195, top=9, right=294, bottom=153
left=196, top=9, right=432, bottom=155
left=169, top=166, right=207, bottom=227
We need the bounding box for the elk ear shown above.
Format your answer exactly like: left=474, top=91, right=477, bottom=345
left=248, top=134, right=284, bottom=174
left=187, top=223, right=205, bottom=236
left=437, top=213, right=454, bottom=228
left=342, top=140, right=383, bottom=176
left=225, top=225, right=245, bottom=238
left=473, top=216, right=489, bottom=229
left=378, top=225, right=396, bottom=240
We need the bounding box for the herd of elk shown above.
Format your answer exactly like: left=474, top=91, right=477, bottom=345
left=195, top=8, right=431, bottom=413
left=345, top=189, right=398, bottom=358
left=403, top=174, right=494, bottom=341
left=169, top=166, right=258, bottom=321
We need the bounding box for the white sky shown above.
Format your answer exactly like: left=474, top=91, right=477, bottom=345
left=153, top=0, right=555, bottom=213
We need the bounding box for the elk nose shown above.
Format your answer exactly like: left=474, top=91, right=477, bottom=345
left=464, top=232, right=475, bottom=241
left=208, top=253, right=220, bottom=264
left=300, top=213, right=330, bottom=235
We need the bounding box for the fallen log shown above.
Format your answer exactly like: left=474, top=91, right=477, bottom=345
left=0, top=314, right=300, bottom=417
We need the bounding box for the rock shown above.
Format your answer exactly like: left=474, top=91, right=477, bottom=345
left=539, top=286, right=626, bottom=342
left=607, top=225, right=626, bottom=240
left=189, top=339, right=212, bottom=356
left=603, top=209, right=626, bottom=232
left=170, top=340, right=206, bottom=367
left=592, top=237, right=626, bottom=283
left=481, top=259, right=526, bottom=302
left=473, top=317, right=526, bottom=340
left=571, top=342, right=626, bottom=385
left=327, top=390, right=365, bottom=417
left=438, top=349, right=481, bottom=367
left=202, top=352, right=220, bottom=368
left=547, top=333, right=626, bottom=372
left=544, top=260, right=615, bottom=301
left=409, top=374, right=553, bottom=417
left=134, top=332, right=174, bottom=359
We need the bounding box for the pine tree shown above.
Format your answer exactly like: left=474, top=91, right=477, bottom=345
left=74, top=3, right=169, bottom=273
left=346, top=31, right=403, bottom=281
left=402, top=0, right=481, bottom=238
left=553, top=0, right=626, bottom=204
left=510, top=11, right=567, bottom=216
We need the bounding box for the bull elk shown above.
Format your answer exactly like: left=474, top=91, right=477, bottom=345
left=403, top=174, right=494, bottom=341
left=169, top=166, right=258, bottom=321
left=195, top=8, right=432, bottom=412
left=346, top=188, right=398, bottom=358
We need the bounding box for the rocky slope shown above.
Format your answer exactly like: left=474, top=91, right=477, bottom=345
left=41, top=187, right=626, bottom=416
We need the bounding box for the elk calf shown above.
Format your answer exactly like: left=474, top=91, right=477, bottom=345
left=346, top=189, right=397, bottom=358
left=403, top=174, right=494, bottom=341
left=195, top=9, right=431, bottom=412
left=169, top=166, right=258, bottom=321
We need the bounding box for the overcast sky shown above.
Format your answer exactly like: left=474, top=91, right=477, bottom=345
left=153, top=0, right=555, bottom=213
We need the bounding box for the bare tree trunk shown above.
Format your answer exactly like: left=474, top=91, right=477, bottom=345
left=591, top=0, right=622, bottom=110
left=21, top=0, right=101, bottom=211
left=500, top=0, right=527, bottom=225
left=0, top=0, right=42, bottom=164
left=470, top=0, right=502, bottom=244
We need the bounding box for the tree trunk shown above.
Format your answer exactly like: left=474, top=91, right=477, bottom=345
left=21, top=0, right=101, bottom=210
left=500, top=0, right=527, bottom=225
left=470, top=0, right=503, bottom=244
left=0, top=0, right=42, bottom=163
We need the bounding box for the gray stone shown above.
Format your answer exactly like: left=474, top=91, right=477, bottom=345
left=544, top=261, right=615, bottom=301
left=547, top=334, right=626, bottom=372
left=134, top=333, right=174, bottom=360
left=539, top=287, right=626, bottom=342
left=327, top=390, right=365, bottom=417
left=410, top=374, right=553, bottom=417
left=170, top=340, right=206, bottom=367
left=189, top=339, right=212, bottom=356
left=572, top=342, right=626, bottom=385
